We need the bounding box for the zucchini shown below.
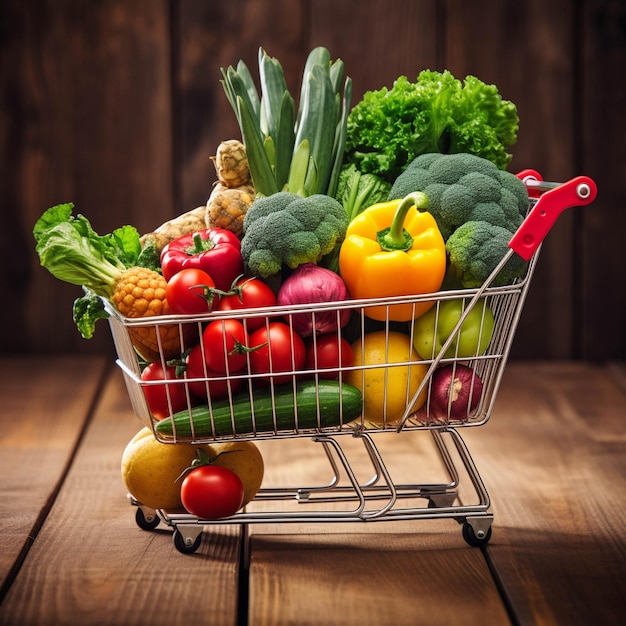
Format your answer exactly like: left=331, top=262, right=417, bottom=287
left=155, top=380, right=362, bottom=439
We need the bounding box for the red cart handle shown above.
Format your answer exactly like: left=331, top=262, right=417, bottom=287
left=508, top=175, right=597, bottom=261
left=516, top=169, right=543, bottom=198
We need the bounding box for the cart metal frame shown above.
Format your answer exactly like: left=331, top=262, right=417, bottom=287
left=112, top=172, right=596, bottom=553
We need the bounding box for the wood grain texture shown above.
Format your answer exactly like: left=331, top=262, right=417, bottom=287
left=249, top=533, right=510, bottom=626
left=1, top=0, right=624, bottom=360
left=463, top=362, right=626, bottom=626
left=308, top=0, right=442, bottom=101
left=0, top=358, right=625, bottom=624
left=247, top=433, right=510, bottom=625
left=578, top=0, right=626, bottom=360
left=0, top=367, right=242, bottom=626
left=1, top=0, right=174, bottom=355
left=0, top=356, right=108, bottom=596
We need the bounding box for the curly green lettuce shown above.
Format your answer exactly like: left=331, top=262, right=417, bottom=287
left=344, top=70, right=519, bottom=183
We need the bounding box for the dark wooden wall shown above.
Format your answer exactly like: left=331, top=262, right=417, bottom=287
left=1, top=0, right=624, bottom=361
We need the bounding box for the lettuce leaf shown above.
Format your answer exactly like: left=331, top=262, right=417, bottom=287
left=344, top=70, right=519, bottom=183
left=33, top=203, right=143, bottom=337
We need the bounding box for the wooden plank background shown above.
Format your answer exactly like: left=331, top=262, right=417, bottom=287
left=1, top=0, right=624, bottom=361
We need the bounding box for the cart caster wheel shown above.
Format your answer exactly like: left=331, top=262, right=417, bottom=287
left=135, top=507, right=160, bottom=531
left=173, top=529, right=202, bottom=554
left=462, top=521, right=492, bottom=547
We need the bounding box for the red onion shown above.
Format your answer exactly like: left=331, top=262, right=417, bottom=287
left=277, top=264, right=351, bottom=337
left=429, top=364, right=483, bottom=421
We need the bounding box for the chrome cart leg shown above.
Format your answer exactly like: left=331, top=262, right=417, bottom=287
left=447, top=428, right=491, bottom=510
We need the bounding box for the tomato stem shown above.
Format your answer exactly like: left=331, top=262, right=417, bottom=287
left=176, top=449, right=241, bottom=482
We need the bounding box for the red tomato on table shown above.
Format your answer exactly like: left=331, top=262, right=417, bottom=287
left=180, top=464, right=244, bottom=519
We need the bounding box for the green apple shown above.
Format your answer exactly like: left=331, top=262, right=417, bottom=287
left=413, top=298, right=495, bottom=359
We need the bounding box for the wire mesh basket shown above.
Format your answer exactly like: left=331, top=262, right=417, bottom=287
left=110, top=171, right=597, bottom=552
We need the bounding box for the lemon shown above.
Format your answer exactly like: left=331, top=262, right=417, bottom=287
left=121, top=430, right=213, bottom=511
left=210, top=441, right=264, bottom=506
left=346, top=331, right=428, bottom=425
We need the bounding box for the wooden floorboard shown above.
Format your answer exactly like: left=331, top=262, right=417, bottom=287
left=246, top=432, right=510, bottom=625
left=249, top=532, right=510, bottom=626
left=463, top=362, right=626, bottom=626
left=0, top=355, right=108, bottom=596
left=246, top=362, right=626, bottom=625
left=0, top=359, right=624, bottom=625
left=0, top=366, right=243, bottom=626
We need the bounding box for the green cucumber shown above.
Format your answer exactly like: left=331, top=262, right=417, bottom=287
left=155, top=380, right=363, bottom=439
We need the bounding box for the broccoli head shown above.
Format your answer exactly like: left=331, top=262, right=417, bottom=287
left=445, top=220, right=527, bottom=288
left=241, top=192, right=349, bottom=277
left=389, top=152, right=529, bottom=240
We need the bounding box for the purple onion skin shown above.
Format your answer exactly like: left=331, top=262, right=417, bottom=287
left=429, top=364, right=483, bottom=421
left=277, top=264, right=351, bottom=337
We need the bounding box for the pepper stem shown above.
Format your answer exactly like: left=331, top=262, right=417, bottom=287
left=376, top=192, right=429, bottom=252
left=186, top=232, right=215, bottom=256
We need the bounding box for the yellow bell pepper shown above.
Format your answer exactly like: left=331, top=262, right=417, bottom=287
left=339, top=192, right=446, bottom=322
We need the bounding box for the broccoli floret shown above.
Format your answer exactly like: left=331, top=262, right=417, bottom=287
left=241, top=192, right=348, bottom=277
left=445, top=220, right=527, bottom=288
left=389, top=152, right=529, bottom=240
left=496, top=169, right=530, bottom=217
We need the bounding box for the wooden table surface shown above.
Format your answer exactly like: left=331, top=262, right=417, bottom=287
left=1, top=356, right=625, bottom=626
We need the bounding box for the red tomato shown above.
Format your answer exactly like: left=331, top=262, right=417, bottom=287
left=248, top=322, right=306, bottom=384
left=185, top=344, right=244, bottom=401
left=305, top=334, right=355, bottom=379
left=217, top=276, right=277, bottom=330
left=166, top=268, right=217, bottom=315
left=180, top=464, right=244, bottom=519
left=199, top=319, right=249, bottom=374
left=141, top=361, right=190, bottom=420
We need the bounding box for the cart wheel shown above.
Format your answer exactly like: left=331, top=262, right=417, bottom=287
left=135, top=507, right=160, bottom=531
left=173, top=529, right=202, bottom=554
left=462, top=521, right=492, bottom=547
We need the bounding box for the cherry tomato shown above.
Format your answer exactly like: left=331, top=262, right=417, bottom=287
left=141, top=361, right=190, bottom=420
left=199, top=319, right=249, bottom=374
left=166, top=268, right=217, bottom=315
left=248, top=322, right=306, bottom=384
left=305, top=334, right=355, bottom=380
left=217, top=276, right=277, bottom=330
left=185, top=344, right=244, bottom=400
left=180, top=464, right=244, bottom=519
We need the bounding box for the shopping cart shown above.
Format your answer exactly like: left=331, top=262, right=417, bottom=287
left=109, top=172, right=597, bottom=553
